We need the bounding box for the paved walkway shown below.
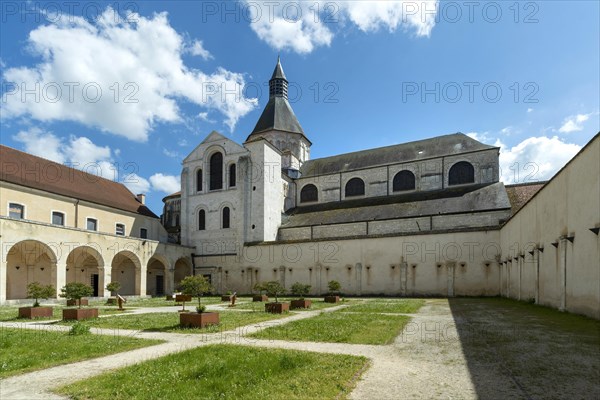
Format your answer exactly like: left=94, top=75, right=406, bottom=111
left=0, top=299, right=477, bottom=400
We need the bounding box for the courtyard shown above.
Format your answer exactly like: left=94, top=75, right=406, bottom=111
left=0, top=297, right=598, bottom=399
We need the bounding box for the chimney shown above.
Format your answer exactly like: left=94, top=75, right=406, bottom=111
left=137, top=194, right=146, bottom=205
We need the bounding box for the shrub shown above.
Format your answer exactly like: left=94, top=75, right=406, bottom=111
left=253, top=282, right=266, bottom=294
left=60, top=282, right=94, bottom=308
left=179, top=275, right=214, bottom=312
left=27, top=282, right=55, bottom=307
left=263, top=281, right=286, bottom=303
left=69, top=322, right=91, bottom=336
left=196, top=305, right=207, bottom=313
left=327, top=280, right=341, bottom=295
left=291, top=282, right=311, bottom=300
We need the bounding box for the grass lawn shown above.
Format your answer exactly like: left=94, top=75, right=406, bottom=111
left=57, top=344, right=368, bottom=400
left=57, top=311, right=287, bottom=333
left=235, top=297, right=347, bottom=311
left=251, top=310, right=411, bottom=344
left=0, top=328, right=163, bottom=378
left=342, top=299, right=425, bottom=314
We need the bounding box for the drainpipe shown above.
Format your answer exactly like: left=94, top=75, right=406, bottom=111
left=74, top=200, right=79, bottom=228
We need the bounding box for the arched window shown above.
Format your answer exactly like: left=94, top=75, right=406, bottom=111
left=448, top=161, right=475, bottom=185
left=198, top=210, right=205, bottom=231
left=222, top=207, right=230, bottom=229
left=345, top=178, right=365, bottom=197
left=229, top=164, right=236, bottom=188
left=196, top=169, right=203, bottom=192
left=393, top=170, right=416, bottom=192
left=300, top=184, right=318, bottom=203
left=209, top=152, right=223, bottom=190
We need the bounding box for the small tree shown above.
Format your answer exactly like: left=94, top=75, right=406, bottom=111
left=179, top=275, right=214, bottom=313
left=60, top=282, right=93, bottom=308
left=327, top=280, right=341, bottom=295
left=290, top=282, right=311, bottom=300
left=253, top=282, right=265, bottom=295
left=27, top=282, right=55, bottom=307
left=263, top=281, right=286, bottom=303
left=106, top=281, right=121, bottom=296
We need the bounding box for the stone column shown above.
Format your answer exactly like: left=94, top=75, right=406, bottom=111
left=355, top=263, right=362, bottom=296
left=0, top=257, right=7, bottom=303
left=446, top=262, right=455, bottom=297
left=55, top=261, right=67, bottom=299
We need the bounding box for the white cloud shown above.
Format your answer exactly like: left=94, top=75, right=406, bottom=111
left=123, top=173, right=151, bottom=194
left=163, top=148, right=179, bottom=158
left=149, top=173, right=180, bottom=194
left=527, top=108, right=534, bottom=113
left=186, top=40, right=213, bottom=60
left=13, top=127, right=152, bottom=192
left=466, top=131, right=492, bottom=144
left=177, top=138, right=188, bottom=147
left=558, top=113, right=591, bottom=133
left=2, top=8, right=257, bottom=141
left=497, top=136, right=581, bottom=184
left=244, top=1, right=438, bottom=54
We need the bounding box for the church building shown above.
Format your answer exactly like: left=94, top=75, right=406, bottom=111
left=169, top=59, right=600, bottom=318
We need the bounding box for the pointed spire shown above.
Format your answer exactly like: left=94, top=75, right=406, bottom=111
left=271, top=55, right=287, bottom=80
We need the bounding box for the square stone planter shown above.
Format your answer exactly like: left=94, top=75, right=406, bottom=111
left=265, top=302, right=290, bottom=314
left=62, top=308, right=98, bottom=321
left=290, top=299, right=312, bottom=309
left=67, top=298, right=89, bottom=307
left=18, top=306, right=53, bottom=319
left=253, top=295, right=269, bottom=302
left=324, top=295, right=340, bottom=303
left=179, top=312, right=220, bottom=328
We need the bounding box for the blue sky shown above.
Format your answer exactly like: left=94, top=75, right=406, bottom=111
left=1, top=1, right=598, bottom=215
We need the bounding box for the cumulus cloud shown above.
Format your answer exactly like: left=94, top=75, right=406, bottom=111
left=2, top=8, right=257, bottom=141
left=558, top=113, right=591, bottom=133
left=244, top=1, right=438, bottom=54
left=185, top=40, right=213, bottom=60
left=149, top=173, right=181, bottom=194
left=497, top=136, right=581, bottom=184
left=12, top=127, right=152, bottom=193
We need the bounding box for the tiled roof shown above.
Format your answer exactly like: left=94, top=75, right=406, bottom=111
left=505, top=182, right=547, bottom=215
left=0, top=145, right=158, bottom=218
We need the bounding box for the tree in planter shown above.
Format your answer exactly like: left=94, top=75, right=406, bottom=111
left=60, top=282, right=93, bottom=308
left=179, top=275, right=214, bottom=313
left=106, top=281, right=121, bottom=296
left=27, top=282, right=55, bottom=307
left=263, top=281, right=286, bottom=303
left=253, top=282, right=265, bottom=295
left=291, top=282, right=311, bottom=300
left=327, top=280, right=341, bottom=295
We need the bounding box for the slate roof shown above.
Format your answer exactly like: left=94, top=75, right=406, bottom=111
left=505, top=182, right=546, bottom=215
left=248, top=96, right=306, bottom=137
left=300, top=133, right=498, bottom=177
left=0, top=145, right=158, bottom=218
left=271, top=57, right=287, bottom=80
left=282, top=182, right=511, bottom=228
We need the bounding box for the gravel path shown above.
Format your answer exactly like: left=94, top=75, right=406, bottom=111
left=0, top=300, right=476, bottom=400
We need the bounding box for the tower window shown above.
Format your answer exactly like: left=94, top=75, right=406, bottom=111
left=300, top=184, right=318, bottom=203
left=393, top=170, right=416, bottom=192
left=140, top=228, right=148, bottom=239
left=222, top=207, right=230, bottom=229
left=115, top=223, right=125, bottom=236
left=209, top=152, right=223, bottom=190
left=196, top=169, right=203, bottom=192
left=345, top=178, right=365, bottom=197
left=229, top=163, right=236, bottom=188
left=449, top=161, right=475, bottom=185
left=198, top=210, right=206, bottom=231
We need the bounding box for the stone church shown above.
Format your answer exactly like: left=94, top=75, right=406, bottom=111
left=164, top=59, right=599, bottom=318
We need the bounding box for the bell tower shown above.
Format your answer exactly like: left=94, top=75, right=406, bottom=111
left=245, top=57, right=311, bottom=172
